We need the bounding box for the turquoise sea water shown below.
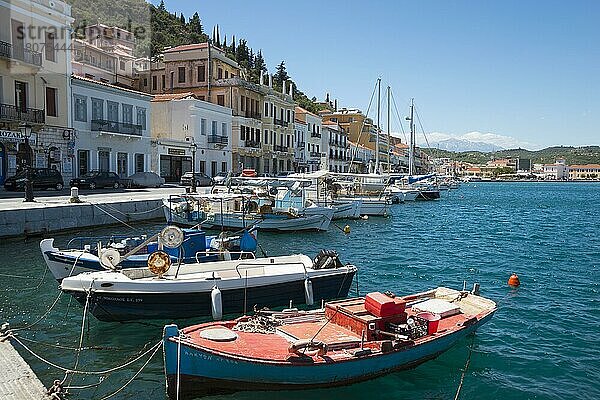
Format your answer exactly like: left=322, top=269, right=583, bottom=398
left=1, top=182, right=599, bottom=399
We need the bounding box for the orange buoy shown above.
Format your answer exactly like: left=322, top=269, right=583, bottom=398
left=508, top=273, right=520, bottom=287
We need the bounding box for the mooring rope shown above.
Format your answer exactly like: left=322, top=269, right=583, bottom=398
left=93, top=201, right=166, bottom=217
left=453, top=334, right=476, bottom=400
left=0, top=267, right=49, bottom=292
left=63, top=286, right=92, bottom=386
left=8, top=335, right=162, bottom=376
left=90, top=203, right=140, bottom=232
left=97, top=341, right=162, bottom=400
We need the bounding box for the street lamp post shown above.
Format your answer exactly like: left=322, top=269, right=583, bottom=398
left=20, top=123, right=34, bottom=202
left=190, top=141, right=197, bottom=193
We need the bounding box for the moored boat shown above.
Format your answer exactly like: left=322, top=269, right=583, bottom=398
left=162, top=286, right=496, bottom=398
left=40, top=227, right=257, bottom=281
left=60, top=250, right=357, bottom=322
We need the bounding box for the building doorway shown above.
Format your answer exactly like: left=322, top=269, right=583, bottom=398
left=98, top=150, right=110, bottom=172
left=117, top=152, right=128, bottom=178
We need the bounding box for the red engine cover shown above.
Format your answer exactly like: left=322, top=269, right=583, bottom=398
left=365, top=292, right=406, bottom=318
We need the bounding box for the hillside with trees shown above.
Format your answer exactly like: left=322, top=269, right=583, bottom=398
left=68, top=0, right=324, bottom=113
left=423, top=146, right=600, bottom=165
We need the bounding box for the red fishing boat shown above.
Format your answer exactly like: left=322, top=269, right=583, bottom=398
left=163, top=285, right=496, bottom=398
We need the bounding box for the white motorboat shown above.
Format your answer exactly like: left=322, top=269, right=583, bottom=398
left=60, top=250, right=357, bottom=322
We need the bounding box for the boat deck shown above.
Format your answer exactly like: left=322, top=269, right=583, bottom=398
left=177, top=288, right=496, bottom=364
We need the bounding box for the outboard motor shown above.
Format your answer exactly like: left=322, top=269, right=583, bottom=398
left=313, top=250, right=344, bottom=269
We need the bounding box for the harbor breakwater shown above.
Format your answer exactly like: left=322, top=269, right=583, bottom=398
left=0, top=198, right=164, bottom=238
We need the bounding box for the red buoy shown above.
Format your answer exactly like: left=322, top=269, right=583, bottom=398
left=508, top=273, right=520, bottom=287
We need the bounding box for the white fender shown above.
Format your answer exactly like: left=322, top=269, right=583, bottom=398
left=211, top=286, right=223, bottom=321
left=304, top=278, right=314, bottom=306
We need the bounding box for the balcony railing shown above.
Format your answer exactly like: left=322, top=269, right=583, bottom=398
left=311, top=132, right=321, bottom=138
left=0, top=103, right=45, bottom=124
left=244, top=112, right=261, bottom=120
left=0, top=40, right=42, bottom=67
left=273, top=117, right=287, bottom=127
left=244, top=139, right=261, bottom=148
left=310, top=151, right=321, bottom=158
left=274, top=145, right=289, bottom=153
left=208, top=134, right=228, bottom=144
left=91, top=119, right=142, bottom=136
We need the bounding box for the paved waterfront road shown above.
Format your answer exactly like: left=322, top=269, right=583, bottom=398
left=0, top=185, right=211, bottom=211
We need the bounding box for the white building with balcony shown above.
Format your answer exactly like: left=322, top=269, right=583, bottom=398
left=296, top=106, right=323, bottom=172
left=1, top=0, right=75, bottom=183
left=323, top=121, right=347, bottom=173
left=294, top=119, right=308, bottom=172
left=151, top=93, right=232, bottom=182
left=71, top=75, right=152, bottom=178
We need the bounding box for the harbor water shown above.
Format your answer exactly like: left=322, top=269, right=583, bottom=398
left=0, top=182, right=599, bottom=399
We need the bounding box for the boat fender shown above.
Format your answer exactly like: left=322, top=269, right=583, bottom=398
left=304, top=278, right=314, bottom=306
left=211, top=286, right=223, bottom=321
left=288, top=339, right=328, bottom=357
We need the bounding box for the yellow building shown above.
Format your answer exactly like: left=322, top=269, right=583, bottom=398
left=568, top=164, right=600, bottom=180
left=0, top=0, right=75, bottom=181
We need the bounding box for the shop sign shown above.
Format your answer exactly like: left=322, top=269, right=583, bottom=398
left=0, top=130, right=38, bottom=143
left=168, top=148, right=186, bottom=156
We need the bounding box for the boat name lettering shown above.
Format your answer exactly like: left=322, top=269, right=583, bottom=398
left=183, top=350, right=238, bottom=364
left=99, top=296, right=143, bottom=303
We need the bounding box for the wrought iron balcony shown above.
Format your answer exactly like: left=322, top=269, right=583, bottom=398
left=244, top=112, right=261, bottom=120
left=91, top=119, right=142, bottom=136
left=274, top=145, right=289, bottom=153
left=311, top=132, right=321, bottom=138
left=0, top=103, right=45, bottom=124
left=0, top=40, right=42, bottom=67
left=273, top=117, right=287, bottom=127
left=310, top=151, right=321, bottom=158
left=208, top=134, right=228, bottom=144
left=244, top=139, right=261, bottom=148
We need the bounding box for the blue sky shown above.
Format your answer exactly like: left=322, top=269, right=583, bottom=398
left=160, top=0, right=599, bottom=149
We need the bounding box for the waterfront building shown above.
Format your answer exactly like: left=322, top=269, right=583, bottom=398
left=71, top=75, right=152, bottom=177
left=321, top=107, right=392, bottom=172
left=323, top=120, right=348, bottom=173
left=348, top=141, right=374, bottom=174
left=295, top=106, right=324, bottom=172
left=138, top=43, right=295, bottom=175
left=568, top=164, right=600, bottom=180
left=542, top=160, right=568, bottom=180
left=150, top=92, right=232, bottom=182
left=71, top=23, right=144, bottom=89
left=0, top=0, right=75, bottom=183
left=293, top=118, right=308, bottom=172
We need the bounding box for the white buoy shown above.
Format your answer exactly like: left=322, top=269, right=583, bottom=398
left=304, top=278, right=314, bottom=306
left=211, top=286, right=223, bottom=320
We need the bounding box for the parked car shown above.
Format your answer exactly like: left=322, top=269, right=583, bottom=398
left=275, top=171, right=294, bottom=178
left=3, top=168, right=64, bottom=191
left=240, top=168, right=257, bottom=177
left=127, top=172, right=165, bottom=188
left=180, top=172, right=213, bottom=187
left=213, top=171, right=229, bottom=185
left=70, top=171, right=122, bottom=189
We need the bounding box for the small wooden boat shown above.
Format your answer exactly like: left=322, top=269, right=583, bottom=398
left=162, top=286, right=496, bottom=398
left=61, top=250, right=357, bottom=322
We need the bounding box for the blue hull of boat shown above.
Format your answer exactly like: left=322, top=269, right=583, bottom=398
left=163, top=312, right=494, bottom=398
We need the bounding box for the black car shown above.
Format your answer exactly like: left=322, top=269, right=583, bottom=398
left=70, top=171, right=122, bottom=189
left=180, top=172, right=213, bottom=187
left=4, top=168, right=64, bottom=191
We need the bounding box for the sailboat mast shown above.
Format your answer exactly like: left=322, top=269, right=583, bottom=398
left=375, top=78, right=381, bottom=174
left=387, top=86, right=391, bottom=174
left=408, top=98, right=415, bottom=176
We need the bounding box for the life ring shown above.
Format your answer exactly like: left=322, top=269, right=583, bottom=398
left=288, top=339, right=328, bottom=357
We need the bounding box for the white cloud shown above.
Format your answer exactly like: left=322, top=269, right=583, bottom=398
left=406, top=131, right=543, bottom=151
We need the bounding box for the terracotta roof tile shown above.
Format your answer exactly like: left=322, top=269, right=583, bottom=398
left=151, top=92, right=198, bottom=102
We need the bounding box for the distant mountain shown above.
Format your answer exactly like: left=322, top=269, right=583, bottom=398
left=430, top=138, right=504, bottom=153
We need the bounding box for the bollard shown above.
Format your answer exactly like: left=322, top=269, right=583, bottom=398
left=70, top=186, right=81, bottom=203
